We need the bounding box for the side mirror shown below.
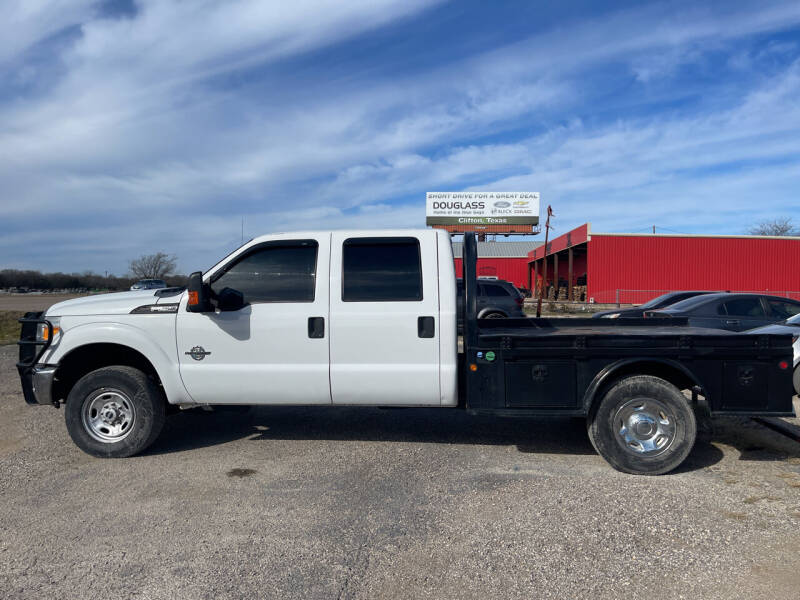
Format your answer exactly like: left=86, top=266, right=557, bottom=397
left=186, top=271, right=211, bottom=313
left=217, top=287, right=245, bottom=312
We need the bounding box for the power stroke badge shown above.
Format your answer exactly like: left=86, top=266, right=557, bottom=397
left=185, top=346, right=211, bottom=361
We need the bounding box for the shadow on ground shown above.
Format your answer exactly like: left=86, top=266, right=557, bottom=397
left=147, top=406, right=726, bottom=473
left=712, top=416, right=800, bottom=463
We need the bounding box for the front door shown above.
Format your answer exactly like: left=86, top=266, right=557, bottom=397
left=329, top=232, right=441, bottom=405
left=177, top=235, right=331, bottom=405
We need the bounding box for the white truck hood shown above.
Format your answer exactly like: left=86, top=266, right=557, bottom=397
left=45, top=290, right=183, bottom=316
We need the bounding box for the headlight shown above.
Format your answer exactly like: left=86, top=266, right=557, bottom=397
left=602, top=313, right=621, bottom=319
left=36, top=317, right=61, bottom=343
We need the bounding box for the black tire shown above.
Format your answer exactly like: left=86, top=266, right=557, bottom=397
left=64, top=366, right=165, bottom=458
left=587, top=375, right=697, bottom=475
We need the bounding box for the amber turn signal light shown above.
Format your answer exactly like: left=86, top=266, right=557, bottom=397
left=188, top=290, right=199, bottom=306
left=41, top=326, right=60, bottom=341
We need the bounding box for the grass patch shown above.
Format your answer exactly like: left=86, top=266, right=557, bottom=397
left=0, top=311, right=24, bottom=345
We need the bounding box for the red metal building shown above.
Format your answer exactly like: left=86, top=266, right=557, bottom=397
left=452, top=241, right=541, bottom=290
left=527, top=223, right=800, bottom=304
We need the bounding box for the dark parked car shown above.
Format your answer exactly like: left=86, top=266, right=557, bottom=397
left=457, top=279, right=525, bottom=329
left=746, top=313, right=800, bottom=395
left=130, top=279, right=168, bottom=291
left=593, top=291, right=717, bottom=319
left=644, top=293, right=800, bottom=332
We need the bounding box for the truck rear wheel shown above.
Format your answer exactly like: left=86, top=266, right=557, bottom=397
left=64, top=366, right=165, bottom=458
left=588, top=375, right=697, bottom=475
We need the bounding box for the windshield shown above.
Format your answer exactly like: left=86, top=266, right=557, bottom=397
left=639, top=293, right=674, bottom=309
left=659, top=294, right=721, bottom=312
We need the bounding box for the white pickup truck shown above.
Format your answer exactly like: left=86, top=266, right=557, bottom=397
left=17, top=230, right=796, bottom=474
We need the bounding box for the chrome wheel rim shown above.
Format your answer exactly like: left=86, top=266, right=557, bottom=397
left=82, top=389, right=136, bottom=443
left=613, top=397, right=676, bottom=457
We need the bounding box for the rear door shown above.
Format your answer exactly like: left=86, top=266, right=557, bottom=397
left=718, top=297, right=769, bottom=331
left=329, top=231, right=441, bottom=405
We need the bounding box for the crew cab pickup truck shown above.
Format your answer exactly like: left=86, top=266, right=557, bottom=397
left=17, top=230, right=796, bottom=475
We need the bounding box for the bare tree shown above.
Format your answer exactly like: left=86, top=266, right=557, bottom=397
left=748, top=217, right=800, bottom=236
left=128, top=252, right=177, bottom=279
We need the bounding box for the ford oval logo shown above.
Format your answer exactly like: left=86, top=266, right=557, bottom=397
left=494, top=201, right=511, bottom=208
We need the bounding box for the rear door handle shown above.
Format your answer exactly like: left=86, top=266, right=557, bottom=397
left=308, top=317, right=325, bottom=338
left=418, top=316, right=435, bottom=338
left=725, top=319, right=740, bottom=326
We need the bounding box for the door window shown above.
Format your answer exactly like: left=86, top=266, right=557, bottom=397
left=342, top=237, right=422, bottom=302
left=767, top=299, right=800, bottom=319
left=211, top=240, right=318, bottom=303
left=483, top=284, right=511, bottom=297
left=721, top=298, right=765, bottom=317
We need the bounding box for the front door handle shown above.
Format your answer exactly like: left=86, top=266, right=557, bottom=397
left=418, top=316, right=435, bottom=338
left=308, top=317, right=325, bottom=338
left=725, top=319, right=740, bottom=327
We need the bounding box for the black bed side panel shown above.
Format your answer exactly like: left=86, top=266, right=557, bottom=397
left=465, top=337, right=795, bottom=417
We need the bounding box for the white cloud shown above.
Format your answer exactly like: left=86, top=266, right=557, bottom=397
left=0, top=0, right=94, bottom=64
left=2, top=0, right=800, bottom=273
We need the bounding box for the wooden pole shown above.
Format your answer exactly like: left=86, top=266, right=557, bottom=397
left=539, top=255, right=548, bottom=316
left=536, top=206, right=554, bottom=318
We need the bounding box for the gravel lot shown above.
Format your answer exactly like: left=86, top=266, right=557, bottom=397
left=1, top=344, right=799, bottom=599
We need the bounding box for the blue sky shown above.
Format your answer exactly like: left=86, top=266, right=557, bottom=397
left=1, top=0, right=800, bottom=275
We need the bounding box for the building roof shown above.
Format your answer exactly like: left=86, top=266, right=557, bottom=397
left=529, top=222, right=800, bottom=261
left=452, top=241, right=541, bottom=258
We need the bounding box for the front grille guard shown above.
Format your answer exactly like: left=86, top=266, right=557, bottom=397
left=16, top=312, right=53, bottom=371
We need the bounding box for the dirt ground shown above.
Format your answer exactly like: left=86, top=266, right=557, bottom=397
left=0, top=294, right=89, bottom=344
left=1, top=342, right=800, bottom=599
left=0, top=293, right=86, bottom=312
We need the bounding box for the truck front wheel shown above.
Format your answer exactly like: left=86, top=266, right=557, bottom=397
left=64, top=366, right=166, bottom=458
left=588, top=375, right=697, bottom=475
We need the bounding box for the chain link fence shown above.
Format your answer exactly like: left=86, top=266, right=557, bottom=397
left=609, top=289, right=800, bottom=305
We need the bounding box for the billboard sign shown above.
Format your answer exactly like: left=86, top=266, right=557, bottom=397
left=426, top=192, right=540, bottom=226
